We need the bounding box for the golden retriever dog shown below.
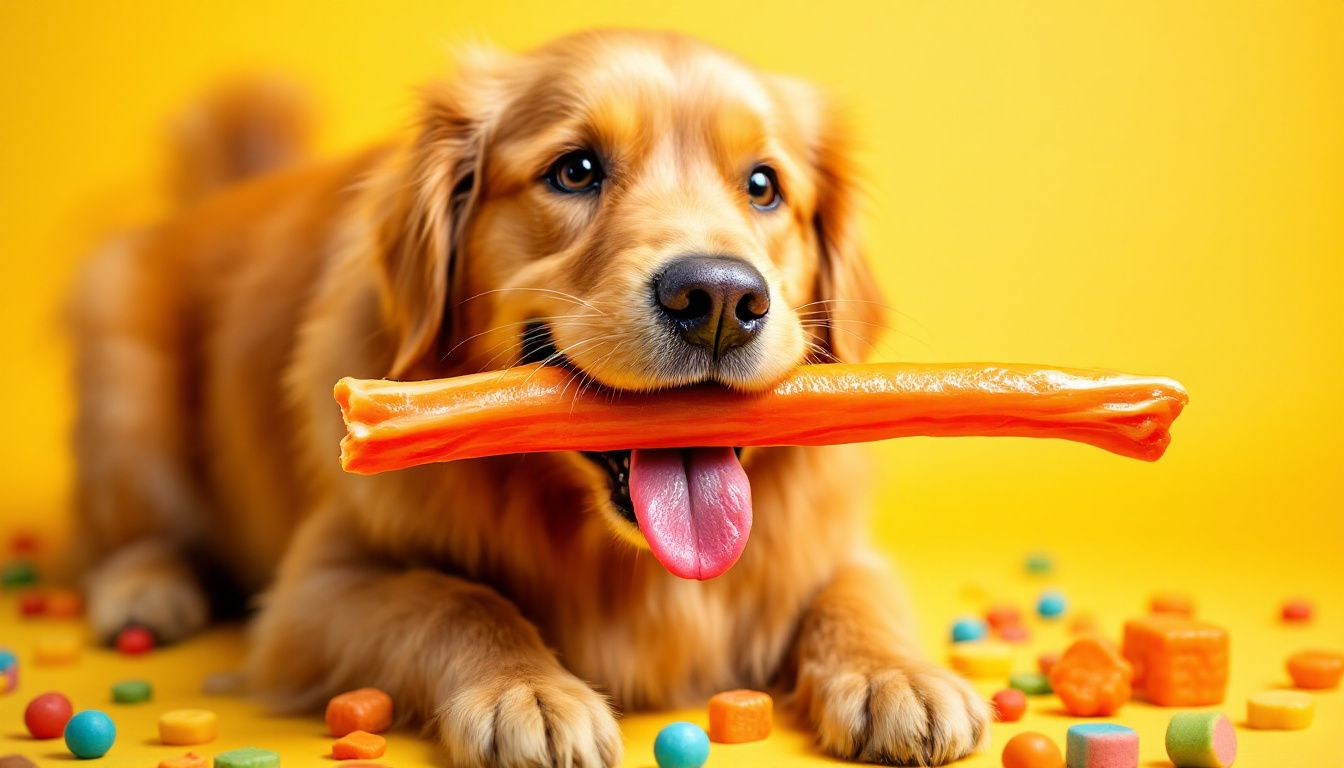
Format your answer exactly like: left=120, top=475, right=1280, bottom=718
left=71, top=29, right=988, bottom=767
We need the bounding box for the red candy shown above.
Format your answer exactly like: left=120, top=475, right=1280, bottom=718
left=992, top=688, right=1027, bottom=722
left=998, top=624, right=1031, bottom=643
left=117, top=626, right=156, bottom=655
left=987, top=604, right=1022, bottom=630
left=1281, top=599, right=1312, bottom=623
left=24, top=692, right=74, bottom=739
left=18, top=590, right=47, bottom=617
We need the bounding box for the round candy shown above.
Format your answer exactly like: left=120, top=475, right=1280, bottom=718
left=1286, top=649, right=1343, bottom=690
left=1001, top=731, right=1063, bottom=768
left=18, top=589, right=47, bottom=617
left=1024, top=552, right=1053, bottom=575
left=1281, top=599, right=1313, bottom=623
left=998, top=623, right=1031, bottom=643
left=951, top=617, right=988, bottom=643
left=116, top=626, right=155, bottom=655
left=24, top=692, right=74, bottom=739
left=1166, top=711, right=1237, bottom=768
left=986, top=604, right=1021, bottom=629
left=1150, top=591, right=1195, bottom=616
left=653, top=721, right=710, bottom=768
left=112, top=678, right=153, bottom=703
left=1037, top=590, right=1067, bottom=619
left=1009, top=671, right=1053, bottom=695
left=992, top=688, right=1027, bottom=722
left=64, top=709, right=117, bottom=759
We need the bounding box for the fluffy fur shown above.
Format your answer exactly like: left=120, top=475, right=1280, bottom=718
left=71, top=29, right=987, bottom=767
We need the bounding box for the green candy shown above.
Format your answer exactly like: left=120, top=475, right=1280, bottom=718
left=1024, top=551, right=1053, bottom=575
left=111, top=678, right=153, bottom=703
left=214, top=747, right=280, bottom=768
left=1, top=560, right=38, bottom=588
left=1009, top=671, right=1053, bottom=695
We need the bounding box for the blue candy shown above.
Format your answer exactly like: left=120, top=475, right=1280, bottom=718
left=65, top=709, right=116, bottom=759
left=951, top=617, right=987, bottom=643
left=1038, top=590, right=1068, bottom=619
left=654, top=721, right=710, bottom=768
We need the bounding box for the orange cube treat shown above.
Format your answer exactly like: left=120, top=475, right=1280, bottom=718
left=326, top=688, right=394, bottom=737
left=333, top=729, right=387, bottom=759
left=1122, top=615, right=1228, bottom=706
left=707, top=689, right=772, bottom=743
left=45, top=589, right=84, bottom=618
left=1286, top=649, right=1343, bottom=690
left=1048, top=637, right=1133, bottom=716
left=1149, top=592, right=1195, bottom=617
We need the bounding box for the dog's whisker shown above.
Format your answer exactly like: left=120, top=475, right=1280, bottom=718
left=458, top=287, right=609, bottom=315
left=441, top=314, right=607, bottom=364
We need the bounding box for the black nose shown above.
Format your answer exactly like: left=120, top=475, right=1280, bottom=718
left=654, top=255, right=770, bottom=357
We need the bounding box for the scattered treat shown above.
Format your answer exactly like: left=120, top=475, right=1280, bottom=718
left=1280, top=599, right=1312, bottom=623
left=0, top=755, right=39, bottom=768
left=159, top=753, right=208, bottom=768
left=64, top=709, right=117, bottom=759
left=1066, top=723, right=1138, bottom=768
left=9, top=532, right=39, bottom=554
left=707, top=689, right=772, bottom=743
left=1070, top=613, right=1101, bottom=636
left=1009, top=671, right=1053, bottom=695
left=987, top=604, right=1022, bottom=629
left=950, top=641, right=1014, bottom=679
left=44, top=589, right=83, bottom=618
left=159, top=708, right=219, bottom=745
left=112, top=678, right=153, bottom=703
left=1286, top=649, right=1343, bottom=690
left=326, top=688, right=394, bottom=736
left=952, top=617, right=988, bottom=643
left=1037, top=590, right=1067, bottom=619
left=35, top=632, right=81, bottom=666
left=999, top=624, right=1032, bottom=643
left=24, top=691, right=74, bottom=739
left=0, top=649, right=16, bottom=692
left=1001, top=731, right=1063, bottom=768
left=1165, top=711, right=1237, bottom=767
left=653, top=721, right=710, bottom=768
left=1149, top=592, right=1195, bottom=617
left=1122, top=615, right=1228, bottom=706
left=213, top=747, right=280, bottom=768
left=1025, top=552, right=1054, bottom=576
left=1038, top=651, right=1061, bottom=676
left=1246, top=690, right=1315, bottom=730
left=1048, top=637, right=1133, bottom=716
left=333, top=729, right=387, bottom=759
left=116, top=626, right=155, bottom=655
left=17, top=589, right=46, bottom=617
left=1, top=560, right=38, bottom=588
left=992, top=688, right=1027, bottom=722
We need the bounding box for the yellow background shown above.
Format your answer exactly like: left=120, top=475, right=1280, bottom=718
left=1, top=1, right=1341, bottom=766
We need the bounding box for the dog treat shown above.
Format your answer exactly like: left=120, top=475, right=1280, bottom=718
left=1037, top=590, right=1068, bottom=619
left=1066, top=723, right=1138, bottom=768
left=335, top=362, right=1189, bottom=474
left=0, top=649, right=16, bottom=692
left=333, top=729, right=387, bottom=759
left=213, top=747, right=280, bottom=768
left=1025, top=551, right=1054, bottom=575
left=1149, top=592, right=1195, bottom=617
left=326, top=688, right=394, bottom=737
left=45, top=589, right=83, bottom=618
left=952, top=617, right=988, bottom=643
left=950, top=641, right=1013, bottom=679
left=35, top=632, right=81, bottom=666
left=1165, top=712, right=1237, bottom=767
left=116, top=626, right=155, bottom=655
left=654, top=721, right=710, bottom=768
left=1246, top=690, right=1314, bottom=730
left=1, top=559, right=38, bottom=587
left=159, top=709, right=219, bottom=745
left=1001, top=731, right=1064, bottom=768
left=987, top=604, right=1022, bottom=630
left=999, top=623, right=1031, bottom=643
left=159, top=753, right=208, bottom=768
left=1010, top=671, right=1053, bottom=695
left=1049, top=637, right=1133, bottom=717
left=707, top=689, right=771, bottom=743
left=992, top=688, right=1027, bottom=722
left=1286, top=649, right=1343, bottom=689
left=24, top=692, right=74, bottom=739
left=1280, top=598, right=1312, bottom=623
left=1071, top=613, right=1101, bottom=636
left=18, top=589, right=46, bottom=617
left=64, top=710, right=117, bottom=759
left=1122, top=615, right=1228, bottom=706
left=112, top=678, right=153, bottom=703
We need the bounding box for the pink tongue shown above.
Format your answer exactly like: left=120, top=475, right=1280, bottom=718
left=629, top=447, right=753, bottom=580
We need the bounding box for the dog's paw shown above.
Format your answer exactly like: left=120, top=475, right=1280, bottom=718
left=439, top=668, right=622, bottom=768
left=85, top=540, right=209, bottom=644
left=801, top=657, right=988, bottom=766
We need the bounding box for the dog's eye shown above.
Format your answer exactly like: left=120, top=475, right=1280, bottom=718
left=547, top=150, right=604, bottom=194
left=747, top=166, right=781, bottom=210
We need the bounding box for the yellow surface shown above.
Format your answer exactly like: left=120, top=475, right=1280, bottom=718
left=1, top=1, right=1342, bottom=767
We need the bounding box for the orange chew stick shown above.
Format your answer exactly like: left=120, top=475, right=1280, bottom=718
left=335, top=362, right=1187, bottom=475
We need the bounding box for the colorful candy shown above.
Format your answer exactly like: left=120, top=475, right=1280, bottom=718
left=1164, top=711, right=1237, bottom=768
left=24, top=691, right=74, bottom=739
left=1010, top=671, right=1053, bottom=695
left=653, top=721, right=710, bottom=768
left=1025, top=552, right=1054, bottom=575
left=35, top=632, right=81, bottom=666
left=999, top=624, right=1032, bottom=643
left=45, top=589, right=83, bottom=618
left=1286, top=649, right=1343, bottom=690
left=333, top=729, right=387, bottom=759
left=112, top=678, right=153, bottom=703
left=213, top=747, right=280, bottom=768
left=1280, top=598, right=1312, bottom=623
left=158, top=753, right=208, bottom=768
left=1048, top=637, right=1132, bottom=717
left=992, top=688, right=1027, bottom=722
left=64, top=709, right=116, bottom=759
left=1066, top=723, right=1138, bottom=768
left=1149, top=592, right=1195, bottom=617
left=1001, top=731, right=1063, bottom=768
left=707, top=689, right=772, bottom=743
left=1246, top=690, right=1314, bottom=730
left=17, top=589, right=46, bottom=617
left=1122, top=615, right=1228, bottom=706
left=116, top=626, right=155, bottom=655
left=950, top=641, right=1014, bottom=679
left=952, top=617, right=988, bottom=643
left=987, top=604, right=1022, bottom=629
left=0, top=649, right=16, bottom=692
left=326, top=688, right=394, bottom=736
left=159, top=708, right=219, bottom=745
left=1037, top=590, right=1067, bottom=619
left=1, top=560, right=38, bottom=588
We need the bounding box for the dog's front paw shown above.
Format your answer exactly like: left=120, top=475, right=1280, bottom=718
left=800, top=657, right=988, bottom=766
left=439, top=667, right=622, bottom=768
left=85, top=540, right=209, bottom=644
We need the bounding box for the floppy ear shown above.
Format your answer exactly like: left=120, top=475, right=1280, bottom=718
left=377, top=48, right=507, bottom=378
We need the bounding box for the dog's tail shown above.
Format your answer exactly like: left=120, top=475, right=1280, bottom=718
left=168, top=77, right=313, bottom=206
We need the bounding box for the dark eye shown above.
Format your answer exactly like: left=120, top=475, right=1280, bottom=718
left=547, top=150, right=604, bottom=194
left=747, top=166, right=781, bottom=210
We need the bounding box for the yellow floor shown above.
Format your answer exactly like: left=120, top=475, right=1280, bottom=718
left=1, top=541, right=1340, bottom=768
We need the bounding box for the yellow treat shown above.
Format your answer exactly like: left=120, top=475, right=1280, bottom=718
left=950, top=641, right=1013, bottom=678
left=34, top=632, right=81, bottom=665
left=1247, top=690, right=1315, bottom=730
left=159, top=709, right=220, bottom=745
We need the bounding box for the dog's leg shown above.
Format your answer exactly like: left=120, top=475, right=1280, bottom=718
left=794, top=558, right=989, bottom=765
left=248, top=508, right=622, bottom=768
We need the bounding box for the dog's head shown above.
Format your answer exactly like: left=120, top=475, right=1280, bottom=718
left=376, top=30, right=882, bottom=578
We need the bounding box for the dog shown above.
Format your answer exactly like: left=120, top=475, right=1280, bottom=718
left=71, top=29, right=988, bottom=767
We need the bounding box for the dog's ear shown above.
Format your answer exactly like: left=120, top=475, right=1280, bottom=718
left=777, top=78, right=885, bottom=363
left=377, top=46, right=510, bottom=378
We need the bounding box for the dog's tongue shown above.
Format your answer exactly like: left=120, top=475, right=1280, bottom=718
left=629, top=447, right=752, bottom=580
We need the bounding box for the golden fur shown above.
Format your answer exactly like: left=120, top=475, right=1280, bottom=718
left=71, top=30, right=987, bottom=767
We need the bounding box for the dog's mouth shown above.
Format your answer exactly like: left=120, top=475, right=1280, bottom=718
left=521, top=320, right=754, bottom=581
